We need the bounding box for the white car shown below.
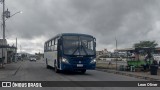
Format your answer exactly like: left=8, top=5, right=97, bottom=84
left=30, top=57, right=36, bottom=61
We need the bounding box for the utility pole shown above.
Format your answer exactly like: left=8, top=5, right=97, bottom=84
left=2, top=0, right=5, bottom=40
left=0, top=0, right=5, bottom=67
left=16, top=38, right=17, bottom=60
left=20, top=45, right=21, bottom=53
left=15, top=37, right=17, bottom=62
left=115, top=37, right=118, bottom=70
left=1, top=0, right=21, bottom=63
left=115, top=37, right=117, bottom=50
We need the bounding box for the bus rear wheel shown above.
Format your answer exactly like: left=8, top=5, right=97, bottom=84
left=46, top=60, right=49, bottom=69
left=46, top=65, right=49, bottom=69
left=80, top=69, right=86, bottom=74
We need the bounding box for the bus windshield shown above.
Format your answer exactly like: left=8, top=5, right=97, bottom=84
left=63, top=36, right=95, bottom=56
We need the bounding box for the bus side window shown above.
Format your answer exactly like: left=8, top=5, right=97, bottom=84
left=51, top=39, right=54, bottom=51
left=50, top=41, right=52, bottom=51
left=52, top=40, right=54, bottom=45
left=45, top=43, right=47, bottom=52
left=55, top=38, right=58, bottom=45
left=54, top=38, right=58, bottom=51
left=47, top=42, right=49, bottom=51
left=49, top=41, right=52, bottom=51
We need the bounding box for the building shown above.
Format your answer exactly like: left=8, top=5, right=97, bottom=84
left=0, top=39, right=8, bottom=64
left=96, top=51, right=104, bottom=56
left=0, top=39, right=16, bottom=65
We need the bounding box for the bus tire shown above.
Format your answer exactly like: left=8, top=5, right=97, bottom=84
left=46, top=59, right=49, bottom=69
left=54, top=61, right=60, bottom=73
left=55, top=66, right=60, bottom=73
left=46, top=65, right=50, bottom=69
left=80, top=69, right=86, bottom=74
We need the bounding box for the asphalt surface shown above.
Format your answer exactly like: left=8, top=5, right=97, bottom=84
left=0, top=60, right=159, bottom=90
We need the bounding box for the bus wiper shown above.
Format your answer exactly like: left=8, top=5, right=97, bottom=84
left=72, top=47, right=79, bottom=55
left=72, top=45, right=88, bottom=55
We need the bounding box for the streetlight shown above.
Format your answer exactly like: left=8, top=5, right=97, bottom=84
left=5, top=11, right=22, bottom=21
left=1, top=0, right=22, bottom=63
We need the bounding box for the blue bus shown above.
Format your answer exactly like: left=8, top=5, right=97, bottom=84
left=44, top=33, right=96, bottom=73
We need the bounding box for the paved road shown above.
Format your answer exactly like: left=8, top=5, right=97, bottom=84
left=0, top=60, right=159, bottom=90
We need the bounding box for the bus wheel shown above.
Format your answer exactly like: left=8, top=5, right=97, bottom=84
left=46, top=59, right=49, bottom=69
left=54, top=65, right=59, bottom=73
left=46, top=65, right=50, bottom=69
left=80, top=69, right=86, bottom=74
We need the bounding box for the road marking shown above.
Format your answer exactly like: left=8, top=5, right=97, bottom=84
left=13, top=63, right=22, bottom=76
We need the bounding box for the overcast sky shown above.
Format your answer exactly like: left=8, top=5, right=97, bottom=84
left=1, top=0, right=160, bottom=54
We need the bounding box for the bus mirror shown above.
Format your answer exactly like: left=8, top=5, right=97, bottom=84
left=94, top=42, right=96, bottom=47
left=94, top=38, right=96, bottom=42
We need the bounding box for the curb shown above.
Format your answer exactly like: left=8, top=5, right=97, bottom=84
left=96, top=68, right=160, bottom=81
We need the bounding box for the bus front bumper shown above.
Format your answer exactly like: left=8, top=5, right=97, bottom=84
left=61, top=63, right=96, bottom=71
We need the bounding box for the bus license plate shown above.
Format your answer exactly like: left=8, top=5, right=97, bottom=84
left=77, top=64, right=83, bottom=67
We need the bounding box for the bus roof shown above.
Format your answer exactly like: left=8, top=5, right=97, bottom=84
left=45, top=33, right=95, bottom=43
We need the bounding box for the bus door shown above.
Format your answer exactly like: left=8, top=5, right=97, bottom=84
left=57, top=39, right=61, bottom=68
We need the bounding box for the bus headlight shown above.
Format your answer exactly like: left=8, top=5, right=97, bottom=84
left=62, top=58, right=69, bottom=63
left=90, top=59, right=96, bottom=64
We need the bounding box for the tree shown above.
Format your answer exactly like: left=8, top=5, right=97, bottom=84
left=133, top=41, right=158, bottom=48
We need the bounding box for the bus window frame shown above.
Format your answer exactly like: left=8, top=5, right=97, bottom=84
left=62, top=35, right=96, bottom=56
left=54, top=38, right=58, bottom=51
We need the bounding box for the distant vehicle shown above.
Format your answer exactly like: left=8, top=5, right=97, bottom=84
left=44, top=33, right=96, bottom=73
left=29, top=56, right=37, bottom=61
left=17, top=53, right=22, bottom=60
left=118, top=52, right=128, bottom=58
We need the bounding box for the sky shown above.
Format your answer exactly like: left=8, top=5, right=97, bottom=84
left=1, top=0, right=160, bottom=54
